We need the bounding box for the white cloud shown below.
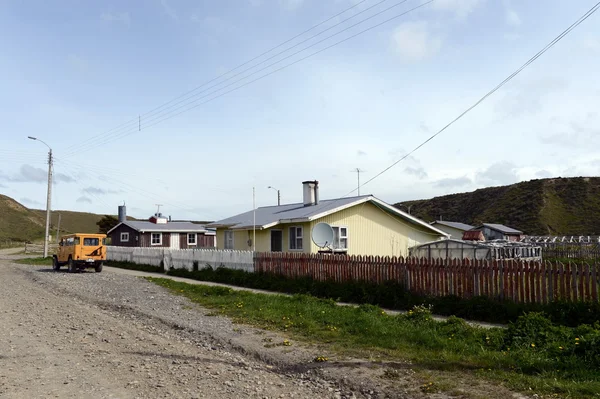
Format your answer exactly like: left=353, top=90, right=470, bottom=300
left=160, top=0, right=178, bottom=21
left=100, top=11, right=131, bottom=27
left=76, top=196, right=92, bottom=204
left=357, top=150, right=367, bottom=156
left=431, top=0, right=482, bottom=19
left=0, top=165, right=74, bottom=184
left=391, top=21, right=441, bottom=61
left=476, top=161, right=518, bottom=185
left=583, top=36, right=600, bottom=52
left=280, top=0, right=304, bottom=10
left=434, top=176, right=472, bottom=188
left=506, top=9, right=521, bottom=26
left=404, top=166, right=428, bottom=179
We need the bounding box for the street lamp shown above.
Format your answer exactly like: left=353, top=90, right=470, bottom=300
left=267, top=186, right=281, bottom=206
left=28, top=136, right=53, bottom=258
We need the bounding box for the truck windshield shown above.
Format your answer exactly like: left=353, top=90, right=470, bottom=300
left=83, top=238, right=100, bottom=246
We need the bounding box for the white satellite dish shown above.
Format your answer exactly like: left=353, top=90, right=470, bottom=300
left=311, top=222, right=334, bottom=248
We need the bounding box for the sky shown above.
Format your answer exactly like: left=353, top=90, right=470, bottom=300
left=1, top=0, right=599, bottom=222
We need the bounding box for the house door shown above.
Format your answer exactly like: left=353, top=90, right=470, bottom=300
left=270, top=230, right=283, bottom=252
left=170, top=233, right=180, bottom=249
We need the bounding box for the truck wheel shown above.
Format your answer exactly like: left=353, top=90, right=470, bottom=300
left=95, top=262, right=103, bottom=273
left=52, top=256, right=60, bottom=271
left=68, top=258, right=77, bottom=273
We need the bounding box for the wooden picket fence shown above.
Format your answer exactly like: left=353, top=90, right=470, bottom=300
left=254, top=252, right=600, bottom=304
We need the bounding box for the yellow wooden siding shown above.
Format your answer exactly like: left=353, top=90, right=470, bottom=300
left=215, top=228, right=271, bottom=252
left=307, top=202, right=444, bottom=257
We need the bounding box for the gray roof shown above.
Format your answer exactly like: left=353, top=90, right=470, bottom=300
left=431, top=221, right=474, bottom=231
left=108, top=221, right=215, bottom=234
left=477, top=223, right=523, bottom=234
left=207, top=195, right=449, bottom=237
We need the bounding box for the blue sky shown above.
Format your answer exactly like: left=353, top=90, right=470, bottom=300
left=1, top=0, right=599, bottom=222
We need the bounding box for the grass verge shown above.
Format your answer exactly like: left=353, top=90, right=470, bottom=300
left=148, top=277, right=600, bottom=398
left=14, top=257, right=52, bottom=265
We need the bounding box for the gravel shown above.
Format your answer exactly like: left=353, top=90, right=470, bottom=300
left=1, top=252, right=438, bottom=399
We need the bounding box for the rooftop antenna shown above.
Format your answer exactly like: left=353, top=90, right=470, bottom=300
left=155, top=204, right=163, bottom=215
left=351, top=168, right=365, bottom=196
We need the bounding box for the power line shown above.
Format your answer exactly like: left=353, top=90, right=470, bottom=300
left=299, top=1, right=600, bottom=218
left=63, top=0, right=432, bottom=157
left=62, top=0, right=375, bottom=155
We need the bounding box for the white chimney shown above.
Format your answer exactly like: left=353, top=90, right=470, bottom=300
left=302, top=180, right=319, bottom=206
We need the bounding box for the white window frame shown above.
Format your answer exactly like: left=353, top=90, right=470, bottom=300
left=289, top=226, right=303, bottom=250
left=224, top=230, right=234, bottom=250
left=120, top=232, right=129, bottom=242
left=151, top=233, right=162, bottom=246
left=188, top=233, right=197, bottom=246
left=332, top=226, right=348, bottom=250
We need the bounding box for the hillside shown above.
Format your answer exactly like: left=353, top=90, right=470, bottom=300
left=0, top=195, right=110, bottom=242
left=397, top=177, right=600, bottom=236
left=0, top=194, right=46, bottom=241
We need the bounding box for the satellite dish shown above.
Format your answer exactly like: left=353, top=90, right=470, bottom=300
left=311, top=222, right=334, bottom=248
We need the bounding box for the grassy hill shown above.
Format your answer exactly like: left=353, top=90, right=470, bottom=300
left=0, top=195, right=113, bottom=242
left=397, top=177, right=600, bottom=236
left=0, top=194, right=46, bottom=242
left=0, top=194, right=213, bottom=242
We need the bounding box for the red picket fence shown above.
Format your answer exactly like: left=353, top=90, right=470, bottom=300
left=254, top=252, right=600, bottom=304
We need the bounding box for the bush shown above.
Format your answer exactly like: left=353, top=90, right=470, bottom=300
left=114, top=263, right=600, bottom=327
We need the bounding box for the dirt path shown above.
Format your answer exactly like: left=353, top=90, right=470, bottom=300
left=0, top=253, right=527, bottom=399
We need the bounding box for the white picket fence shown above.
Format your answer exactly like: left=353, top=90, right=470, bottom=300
left=106, top=246, right=254, bottom=272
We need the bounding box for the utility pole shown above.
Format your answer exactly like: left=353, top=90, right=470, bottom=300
left=252, top=187, right=256, bottom=252
left=28, top=136, right=52, bottom=258
left=55, top=213, right=61, bottom=243
left=351, top=168, right=365, bottom=196
left=267, top=186, right=280, bottom=206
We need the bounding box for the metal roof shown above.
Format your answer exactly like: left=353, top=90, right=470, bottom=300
left=431, top=221, right=475, bottom=231
left=477, top=223, right=523, bottom=234
left=107, top=221, right=215, bottom=234
left=207, top=195, right=449, bottom=237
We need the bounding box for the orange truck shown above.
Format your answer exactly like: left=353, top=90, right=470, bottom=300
left=53, top=233, right=106, bottom=273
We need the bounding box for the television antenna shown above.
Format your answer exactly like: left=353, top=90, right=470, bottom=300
left=351, top=168, right=365, bottom=196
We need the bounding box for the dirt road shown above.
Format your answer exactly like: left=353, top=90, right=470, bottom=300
left=1, top=252, right=424, bottom=399
left=0, top=252, right=527, bottom=399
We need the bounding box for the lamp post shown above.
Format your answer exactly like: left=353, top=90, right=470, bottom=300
left=28, top=136, right=53, bottom=258
left=267, top=186, right=280, bottom=206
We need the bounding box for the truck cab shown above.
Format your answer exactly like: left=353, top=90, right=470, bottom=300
left=53, top=233, right=106, bottom=273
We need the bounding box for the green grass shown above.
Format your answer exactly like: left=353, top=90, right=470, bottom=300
left=14, top=257, right=53, bottom=265
left=148, top=277, right=600, bottom=398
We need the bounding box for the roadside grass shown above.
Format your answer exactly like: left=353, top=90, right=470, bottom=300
left=147, top=277, right=600, bottom=398
left=14, top=257, right=52, bottom=265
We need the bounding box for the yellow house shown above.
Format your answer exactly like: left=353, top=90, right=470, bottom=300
left=208, top=181, right=449, bottom=257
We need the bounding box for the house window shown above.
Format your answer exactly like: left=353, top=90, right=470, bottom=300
left=289, top=226, right=303, bottom=250
left=188, top=233, right=197, bottom=246
left=224, top=230, right=234, bottom=249
left=332, top=226, right=348, bottom=250
left=151, top=233, right=162, bottom=245
left=121, top=232, right=129, bottom=242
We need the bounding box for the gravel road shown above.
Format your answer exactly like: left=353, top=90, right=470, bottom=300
left=0, top=252, right=427, bottom=399
left=0, top=252, right=524, bottom=399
